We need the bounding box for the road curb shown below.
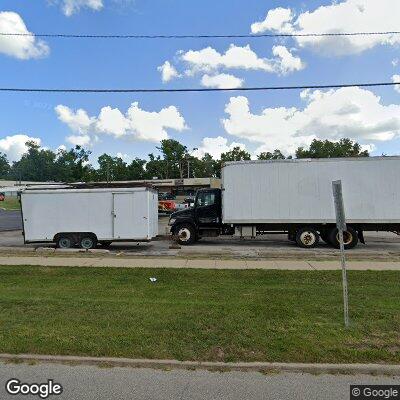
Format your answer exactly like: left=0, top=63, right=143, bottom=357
left=0, top=354, right=399, bottom=375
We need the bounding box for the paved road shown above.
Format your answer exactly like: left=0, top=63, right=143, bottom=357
left=1, top=212, right=400, bottom=259
left=0, top=362, right=398, bottom=400
left=0, top=210, right=22, bottom=231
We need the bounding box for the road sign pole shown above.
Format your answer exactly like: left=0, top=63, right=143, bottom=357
left=332, top=180, right=350, bottom=328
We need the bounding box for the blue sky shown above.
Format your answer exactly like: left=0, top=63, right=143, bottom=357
left=1, top=0, right=400, bottom=163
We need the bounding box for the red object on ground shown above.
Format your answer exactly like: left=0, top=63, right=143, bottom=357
left=0, top=193, right=4, bottom=202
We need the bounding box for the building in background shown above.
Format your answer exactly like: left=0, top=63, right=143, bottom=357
left=116, top=178, right=221, bottom=197
left=0, top=178, right=221, bottom=198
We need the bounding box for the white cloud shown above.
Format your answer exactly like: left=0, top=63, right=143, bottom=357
left=60, top=0, right=104, bottom=16
left=116, top=152, right=130, bottom=162
left=158, top=61, right=181, bottom=83
left=181, top=44, right=304, bottom=75
left=392, top=59, right=399, bottom=67
left=0, top=12, right=49, bottom=59
left=271, top=45, right=304, bottom=74
left=0, top=134, right=41, bottom=162
left=251, top=1, right=400, bottom=56
left=201, top=73, right=244, bottom=89
left=251, top=7, right=294, bottom=35
left=55, top=105, right=94, bottom=133
left=393, top=75, right=400, bottom=94
left=66, top=134, right=92, bottom=147
left=56, top=102, right=187, bottom=144
left=222, top=87, right=400, bottom=154
left=192, top=136, right=247, bottom=160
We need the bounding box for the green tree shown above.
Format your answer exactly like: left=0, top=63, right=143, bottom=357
left=257, top=149, right=286, bottom=160
left=96, top=154, right=128, bottom=182
left=0, top=153, right=10, bottom=178
left=296, top=139, right=369, bottom=159
left=220, top=146, right=251, bottom=162
left=55, top=146, right=93, bottom=182
left=10, top=141, right=56, bottom=181
left=145, top=154, right=168, bottom=179
left=127, top=158, right=147, bottom=180
left=156, top=139, right=189, bottom=178
left=190, top=153, right=219, bottom=178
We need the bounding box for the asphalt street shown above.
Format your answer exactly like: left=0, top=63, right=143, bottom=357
left=0, top=210, right=22, bottom=231
left=1, top=211, right=400, bottom=258
left=1, top=362, right=399, bottom=400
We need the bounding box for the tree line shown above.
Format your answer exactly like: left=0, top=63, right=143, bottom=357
left=0, top=138, right=369, bottom=182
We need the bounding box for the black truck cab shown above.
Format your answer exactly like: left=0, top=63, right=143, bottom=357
left=169, top=188, right=223, bottom=244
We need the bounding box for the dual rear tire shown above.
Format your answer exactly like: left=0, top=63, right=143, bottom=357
left=294, top=226, right=358, bottom=249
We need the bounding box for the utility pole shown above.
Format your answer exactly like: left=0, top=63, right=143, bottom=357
left=332, top=180, right=349, bottom=328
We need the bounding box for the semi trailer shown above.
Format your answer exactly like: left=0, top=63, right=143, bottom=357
left=169, top=157, right=400, bottom=249
left=20, top=186, right=158, bottom=249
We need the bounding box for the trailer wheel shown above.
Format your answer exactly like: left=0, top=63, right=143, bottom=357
left=175, top=224, right=196, bottom=245
left=295, top=227, right=319, bottom=248
left=79, top=235, right=97, bottom=250
left=57, top=235, right=73, bottom=249
left=328, top=226, right=358, bottom=249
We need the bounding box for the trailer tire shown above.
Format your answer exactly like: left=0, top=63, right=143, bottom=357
left=295, top=227, right=320, bottom=248
left=328, top=226, right=358, bottom=249
left=57, top=235, right=73, bottom=249
left=175, top=224, right=196, bottom=245
left=79, top=234, right=97, bottom=250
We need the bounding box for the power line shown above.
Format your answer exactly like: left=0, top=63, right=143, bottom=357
left=0, top=82, right=399, bottom=94
left=1, top=31, right=400, bottom=39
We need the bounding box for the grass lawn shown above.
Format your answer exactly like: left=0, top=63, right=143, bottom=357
left=0, top=266, right=399, bottom=363
left=0, top=197, right=20, bottom=210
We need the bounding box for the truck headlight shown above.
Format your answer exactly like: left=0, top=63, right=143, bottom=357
left=168, top=218, right=176, bottom=226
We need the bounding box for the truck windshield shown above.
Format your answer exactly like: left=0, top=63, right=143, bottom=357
left=196, top=192, right=216, bottom=207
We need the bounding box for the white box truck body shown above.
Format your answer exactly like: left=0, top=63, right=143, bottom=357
left=21, top=187, right=158, bottom=247
left=169, top=157, right=400, bottom=249
left=222, top=158, right=400, bottom=224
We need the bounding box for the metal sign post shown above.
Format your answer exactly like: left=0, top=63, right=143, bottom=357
left=332, top=180, right=350, bottom=328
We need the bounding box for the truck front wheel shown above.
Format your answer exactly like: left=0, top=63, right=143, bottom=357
left=175, top=224, right=196, bottom=245
left=295, top=227, right=320, bottom=248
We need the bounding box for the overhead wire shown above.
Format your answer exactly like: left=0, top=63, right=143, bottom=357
left=1, top=31, right=400, bottom=39
left=0, top=82, right=399, bottom=94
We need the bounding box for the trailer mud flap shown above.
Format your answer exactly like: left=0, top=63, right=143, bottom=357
left=358, top=230, right=365, bottom=244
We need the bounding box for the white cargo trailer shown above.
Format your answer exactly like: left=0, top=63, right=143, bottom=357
left=169, top=157, right=400, bottom=249
left=21, top=186, right=158, bottom=249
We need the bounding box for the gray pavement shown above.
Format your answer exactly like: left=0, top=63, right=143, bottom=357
left=0, top=361, right=398, bottom=400
left=1, top=212, right=400, bottom=260
left=2, top=255, right=400, bottom=270
left=0, top=210, right=22, bottom=231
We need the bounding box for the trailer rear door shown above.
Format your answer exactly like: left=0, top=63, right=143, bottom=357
left=113, top=192, right=149, bottom=239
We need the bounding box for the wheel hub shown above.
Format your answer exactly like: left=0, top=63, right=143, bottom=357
left=178, top=228, right=191, bottom=242
left=81, top=238, right=93, bottom=249
left=336, top=231, right=353, bottom=245
left=300, top=231, right=316, bottom=246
